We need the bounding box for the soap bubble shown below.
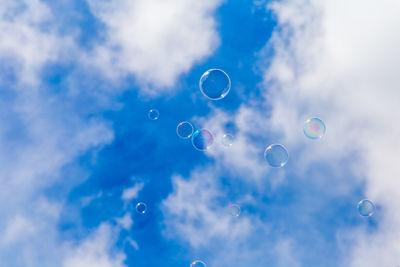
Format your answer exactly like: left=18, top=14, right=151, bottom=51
left=192, top=129, right=213, bottom=151
left=136, top=202, right=147, bottom=214
left=221, top=134, right=234, bottom=148
left=177, top=121, right=194, bottom=139
left=199, top=69, right=231, bottom=100
left=358, top=199, right=375, bottom=217
left=190, top=260, right=207, bottom=267
left=264, top=144, right=288, bottom=167
left=229, top=204, right=241, bottom=217
left=148, top=109, right=159, bottom=120
left=304, top=118, right=326, bottom=139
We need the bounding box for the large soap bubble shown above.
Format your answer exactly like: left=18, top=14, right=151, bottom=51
left=199, top=69, right=231, bottom=100
left=304, top=117, right=326, bottom=139
left=192, top=129, right=213, bottom=151
left=264, top=144, right=289, bottom=167
left=177, top=121, right=194, bottom=139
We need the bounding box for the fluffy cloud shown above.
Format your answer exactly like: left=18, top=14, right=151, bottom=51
left=85, top=0, right=222, bottom=91
left=63, top=224, right=126, bottom=267
left=0, top=0, right=74, bottom=85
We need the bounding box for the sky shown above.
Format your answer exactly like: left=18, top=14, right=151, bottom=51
left=0, top=0, right=400, bottom=266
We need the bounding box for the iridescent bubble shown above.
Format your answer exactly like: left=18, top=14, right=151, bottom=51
left=192, top=129, right=213, bottom=151
left=176, top=121, right=194, bottom=139
left=358, top=199, right=375, bottom=217
left=264, top=144, right=289, bottom=167
left=190, top=260, right=207, bottom=267
left=136, top=202, right=147, bottom=214
left=229, top=204, right=241, bottom=217
left=199, top=69, right=231, bottom=100
left=303, top=117, right=326, bottom=139
left=221, top=134, right=234, bottom=148
left=148, top=109, right=159, bottom=120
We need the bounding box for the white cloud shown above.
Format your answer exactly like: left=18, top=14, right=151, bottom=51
left=63, top=224, right=126, bottom=267
left=85, top=0, right=222, bottom=92
left=122, top=182, right=144, bottom=202
left=0, top=0, right=74, bottom=85
left=161, top=167, right=306, bottom=266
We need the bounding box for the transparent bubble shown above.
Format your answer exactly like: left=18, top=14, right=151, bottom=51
left=264, top=144, right=289, bottom=167
left=221, top=134, right=234, bottom=148
left=148, top=109, right=159, bottom=120
left=229, top=204, right=241, bottom=217
left=177, top=121, right=194, bottom=139
left=190, top=260, right=207, bottom=267
left=199, top=69, right=231, bottom=100
left=358, top=199, right=375, bottom=217
left=136, top=202, right=147, bottom=214
left=304, top=117, right=326, bottom=139
left=192, top=129, right=213, bottom=151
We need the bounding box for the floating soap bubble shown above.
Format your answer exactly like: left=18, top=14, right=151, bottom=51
left=229, top=204, right=241, bottom=217
left=304, top=117, right=326, bottom=139
left=358, top=199, right=375, bottom=217
left=176, top=121, right=194, bottom=139
left=192, top=129, right=213, bottom=151
left=148, top=109, right=159, bottom=120
left=136, top=202, right=147, bottom=214
left=221, top=134, right=234, bottom=148
left=264, top=144, right=288, bottom=167
left=190, top=260, right=207, bottom=267
left=199, top=69, right=231, bottom=100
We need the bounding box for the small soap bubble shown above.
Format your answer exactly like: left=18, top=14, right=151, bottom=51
left=229, top=204, right=241, bottom=217
left=304, top=117, right=326, bottom=139
left=192, top=129, right=213, bottom=151
left=136, top=202, right=147, bottom=214
left=148, top=109, right=159, bottom=120
left=190, top=260, right=207, bottom=267
left=358, top=199, right=375, bottom=217
left=264, top=144, right=288, bottom=167
left=199, top=69, right=231, bottom=100
left=177, top=121, right=194, bottom=139
left=221, top=134, right=234, bottom=148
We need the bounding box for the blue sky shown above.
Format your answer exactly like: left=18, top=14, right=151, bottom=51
left=1, top=0, right=400, bottom=266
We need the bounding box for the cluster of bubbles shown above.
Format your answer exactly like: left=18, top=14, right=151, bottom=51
left=145, top=68, right=376, bottom=266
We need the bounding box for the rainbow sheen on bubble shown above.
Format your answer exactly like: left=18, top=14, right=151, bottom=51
left=304, top=117, right=326, bottom=139
left=190, top=260, right=207, bottom=267
left=229, top=204, right=241, bottom=217
left=192, top=129, right=213, bottom=151
left=176, top=121, right=194, bottom=139
left=358, top=199, right=375, bottom=217
left=264, top=144, right=289, bottom=167
left=221, top=134, right=234, bottom=148
left=199, top=69, right=231, bottom=100
left=148, top=109, right=159, bottom=120
left=136, top=202, right=147, bottom=214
